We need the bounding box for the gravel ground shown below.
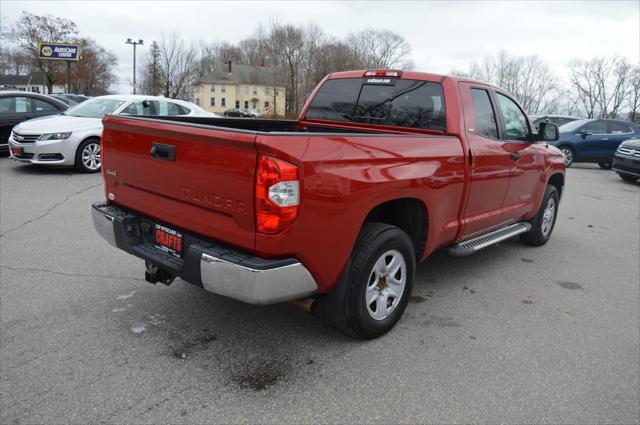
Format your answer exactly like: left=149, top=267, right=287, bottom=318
left=1, top=158, right=638, bottom=424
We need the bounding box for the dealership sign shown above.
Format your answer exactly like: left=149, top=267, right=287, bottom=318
left=37, top=42, right=80, bottom=61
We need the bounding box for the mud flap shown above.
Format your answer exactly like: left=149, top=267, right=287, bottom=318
left=311, top=259, right=352, bottom=330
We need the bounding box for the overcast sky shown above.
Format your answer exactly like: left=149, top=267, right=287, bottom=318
left=2, top=0, right=639, bottom=93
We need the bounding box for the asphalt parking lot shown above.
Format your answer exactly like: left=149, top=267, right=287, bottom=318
left=1, top=158, right=638, bottom=424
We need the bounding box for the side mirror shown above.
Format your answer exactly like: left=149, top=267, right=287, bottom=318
left=537, top=122, right=559, bottom=142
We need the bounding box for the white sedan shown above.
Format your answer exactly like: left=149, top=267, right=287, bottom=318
left=8, top=95, right=218, bottom=173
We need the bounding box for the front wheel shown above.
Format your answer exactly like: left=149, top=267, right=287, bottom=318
left=520, top=185, right=559, bottom=246
left=598, top=160, right=612, bottom=170
left=338, top=223, right=416, bottom=339
left=75, top=138, right=101, bottom=173
left=559, top=146, right=575, bottom=167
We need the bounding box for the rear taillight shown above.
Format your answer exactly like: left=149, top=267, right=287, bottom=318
left=255, top=155, right=300, bottom=234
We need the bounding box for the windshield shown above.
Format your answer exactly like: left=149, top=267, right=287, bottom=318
left=559, top=119, right=589, bottom=132
left=305, top=77, right=446, bottom=131
left=65, top=98, right=126, bottom=118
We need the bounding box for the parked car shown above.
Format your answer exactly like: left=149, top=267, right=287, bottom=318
left=0, top=91, right=69, bottom=155
left=93, top=69, right=564, bottom=339
left=223, top=108, right=251, bottom=117
left=552, top=118, right=640, bottom=168
left=9, top=95, right=216, bottom=172
left=51, top=93, right=91, bottom=105
left=49, top=94, right=78, bottom=107
left=246, top=109, right=263, bottom=118
left=531, top=114, right=580, bottom=130
left=612, top=138, right=640, bottom=182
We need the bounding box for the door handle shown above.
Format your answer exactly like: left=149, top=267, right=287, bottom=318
left=511, top=152, right=521, bottom=161
left=150, top=143, right=176, bottom=161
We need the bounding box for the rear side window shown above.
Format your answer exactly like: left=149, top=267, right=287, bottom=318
left=306, top=78, right=446, bottom=131
left=470, top=89, right=498, bottom=139
left=608, top=122, right=633, bottom=134
left=33, top=99, right=59, bottom=112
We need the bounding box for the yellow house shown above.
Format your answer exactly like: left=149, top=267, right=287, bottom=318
left=192, top=63, right=286, bottom=117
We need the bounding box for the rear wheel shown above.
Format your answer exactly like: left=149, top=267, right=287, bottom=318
left=520, top=185, right=559, bottom=246
left=559, top=146, right=575, bottom=167
left=75, top=138, right=101, bottom=173
left=336, top=223, right=415, bottom=339
left=598, top=160, right=612, bottom=170
left=618, top=173, right=639, bottom=182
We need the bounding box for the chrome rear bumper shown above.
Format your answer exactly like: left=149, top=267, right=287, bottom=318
left=92, top=202, right=317, bottom=305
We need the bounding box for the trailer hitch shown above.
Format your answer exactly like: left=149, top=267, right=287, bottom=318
left=145, top=261, right=175, bottom=285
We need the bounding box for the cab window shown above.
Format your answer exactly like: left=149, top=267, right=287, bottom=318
left=470, top=88, right=498, bottom=139
left=495, top=93, right=530, bottom=141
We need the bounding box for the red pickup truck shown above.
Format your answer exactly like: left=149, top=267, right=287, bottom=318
left=93, top=70, right=565, bottom=339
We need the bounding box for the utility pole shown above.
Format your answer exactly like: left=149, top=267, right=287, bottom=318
left=125, top=38, right=144, bottom=94
left=67, top=61, right=71, bottom=94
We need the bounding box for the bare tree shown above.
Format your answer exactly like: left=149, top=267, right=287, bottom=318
left=569, top=56, right=631, bottom=118
left=68, top=38, right=117, bottom=95
left=7, top=12, right=78, bottom=93
left=346, top=29, right=411, bottom=69
left=628, top=66, right=640, bottom=123
left=267, top=21, right=305, bottom=116
left=196, top=40, right=244, bottom=77
left=469, top=51, right=561, bottom=114
left=157, top=32, right=198, bottom=99
left=0, top=47, right=33, bottom=76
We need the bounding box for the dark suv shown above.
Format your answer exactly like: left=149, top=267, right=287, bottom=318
left=612, top=139, right=640, bottom=182
left=551, top=119, right=639, bottom=168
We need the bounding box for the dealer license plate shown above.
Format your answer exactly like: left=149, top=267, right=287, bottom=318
left=154, top=224, right=183, bottom=258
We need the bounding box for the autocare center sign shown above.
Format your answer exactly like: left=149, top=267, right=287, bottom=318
left=38, top=42, right=80, bottom=61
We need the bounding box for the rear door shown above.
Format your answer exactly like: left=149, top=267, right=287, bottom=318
left=459, top=83, right=512, bottom=237
left=101, top=115, right=258, bottom=251
left=493, top=91, right=546, bottom=222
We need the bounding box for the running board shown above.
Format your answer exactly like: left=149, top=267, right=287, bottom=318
left=448, top=222, right=532, bottom=256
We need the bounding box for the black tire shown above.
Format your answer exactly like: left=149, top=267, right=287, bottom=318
left=559, top=146, right=575, bottom=167
left=598, top=160, right=612, bottom=170
left=618, top=173, right=639, bottom=182
left=520, top=185, right=560, bottom=246
left=334, top=223, right=416, bottom=339
left=74, top=138, right=101, bottom=173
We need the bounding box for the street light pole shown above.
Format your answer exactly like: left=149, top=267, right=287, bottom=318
left=125, top=38, right=144, bottom=94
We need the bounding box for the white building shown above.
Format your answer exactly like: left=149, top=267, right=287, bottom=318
left=0, top=73, right=65, bottom=94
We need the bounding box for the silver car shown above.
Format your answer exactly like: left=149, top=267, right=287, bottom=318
left=9, top=95, right=218, bottom=172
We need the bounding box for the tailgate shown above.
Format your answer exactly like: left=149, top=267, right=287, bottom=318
left=101, top=115, right=257, bottom=252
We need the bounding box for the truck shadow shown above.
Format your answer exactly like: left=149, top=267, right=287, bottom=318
left=125, top=238, right=526, bottom=392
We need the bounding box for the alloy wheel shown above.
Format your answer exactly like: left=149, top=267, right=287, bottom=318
left=81, top=142, right=101, bottom=171
left=365, top=249, right=407, bottom=321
